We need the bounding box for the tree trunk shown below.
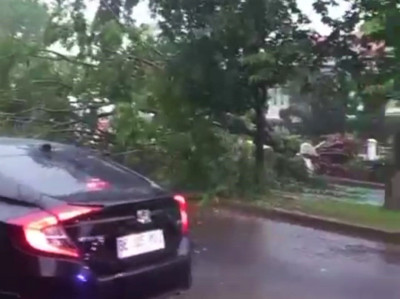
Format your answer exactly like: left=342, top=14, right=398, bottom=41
left=254, top=87, right=267, bottom=185
left=384, top=131, right=400, bottom=210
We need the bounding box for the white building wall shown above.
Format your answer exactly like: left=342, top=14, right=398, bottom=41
left=266, top=87, right=290, bottom=120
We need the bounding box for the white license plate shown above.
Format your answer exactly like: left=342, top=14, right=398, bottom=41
left=116, top=230, right=165, bottom=259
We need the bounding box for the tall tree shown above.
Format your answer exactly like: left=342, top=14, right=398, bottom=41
left=150, top=0, right=313, bottom=184
left=357, top=1, right=399, bottom=141
left=358, top=0, right=400, bottom=209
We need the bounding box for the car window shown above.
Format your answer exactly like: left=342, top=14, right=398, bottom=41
left=0, top=149, right=155, bottom=198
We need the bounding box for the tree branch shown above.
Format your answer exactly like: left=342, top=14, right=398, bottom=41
left=35, top=50, right=97, bottom=68
left=102, top=48, right=164, bottom=70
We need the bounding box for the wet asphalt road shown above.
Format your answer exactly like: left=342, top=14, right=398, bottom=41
left=180, top=205, right=400, bottom=299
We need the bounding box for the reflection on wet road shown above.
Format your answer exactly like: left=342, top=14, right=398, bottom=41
left=182, top=205, right=400, bottom=299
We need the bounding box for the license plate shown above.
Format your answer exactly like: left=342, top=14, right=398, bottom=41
left=116, top=230, right=165, bottom=259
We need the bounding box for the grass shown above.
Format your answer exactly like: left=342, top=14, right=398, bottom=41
left=188, top=190, right=400, bottom=232
left=254, top=196, right=400, bottom=232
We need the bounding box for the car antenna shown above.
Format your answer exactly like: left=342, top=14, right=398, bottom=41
left=40, top=143, right=52, bottom=153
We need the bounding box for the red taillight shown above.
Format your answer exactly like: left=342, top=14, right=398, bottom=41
left=9, top=205, right=101, bottom=258
left=174, top=195, right=189, bottom=234
left=86, top=178, right=110, bottom=191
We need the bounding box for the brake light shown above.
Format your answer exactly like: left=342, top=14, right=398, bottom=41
left=86, top=178, right=110, bottom=191
left=9, top=205, right=101, bottom=258
left=174, top=195, right=189, bottom=234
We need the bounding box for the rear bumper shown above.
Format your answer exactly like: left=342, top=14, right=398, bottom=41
left=6, top=237, right=191, bottom=299
left=97, top=256, right=191, bottom=299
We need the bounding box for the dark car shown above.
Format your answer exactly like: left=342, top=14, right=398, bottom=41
left=0, top=138, right=191, bottom=299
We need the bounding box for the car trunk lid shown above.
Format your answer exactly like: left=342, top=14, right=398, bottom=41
left=63, top=195, right=182, bottom=276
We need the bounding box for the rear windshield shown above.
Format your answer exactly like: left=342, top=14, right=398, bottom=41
left=0, top=147, right=157, bottom=199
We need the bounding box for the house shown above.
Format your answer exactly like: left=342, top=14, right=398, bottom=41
left=266, top=30, right=387, bottom=132
left=266, top=87, right=290, bottom=121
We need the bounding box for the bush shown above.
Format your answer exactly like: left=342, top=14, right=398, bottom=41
left=344, top=158, right=370, bottom=180
left=273, top=153, right=308, bottom=181
left=282, top=135, right=302, bottom=155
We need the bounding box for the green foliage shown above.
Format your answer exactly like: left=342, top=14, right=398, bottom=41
left=359, top=1, right=400, bottom=103
left=111, top=66, right=262, bottom=196
left=0, top=0, right=381, bottom=200
left=273, top=153, right=309, bottom=183
left=0, top=0, right=165, bottom=145
left=0, top=0, right=77, bottom=140
left=0, top=0, right=48, bottom=41
left=149, top=0, right=314, bottom=187
left=115, top=111, right=259, bottom=196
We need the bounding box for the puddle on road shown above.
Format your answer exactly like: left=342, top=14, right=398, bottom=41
left=326, top=243, right=400, bottom=265
left=191, top=206, right=400, bottom=267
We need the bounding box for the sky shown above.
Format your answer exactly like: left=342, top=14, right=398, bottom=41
left=296, top=0, right=350, bottom=35
left=82, top=0, right=350, bottom=35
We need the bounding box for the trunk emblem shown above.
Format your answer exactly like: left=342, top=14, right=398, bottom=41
left=136, top=209, right=152, bottom=224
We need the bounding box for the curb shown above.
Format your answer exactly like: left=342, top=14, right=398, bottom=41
left=185, top=194, right=400, bottom=244
left=323, top=176, right=385, bottom=190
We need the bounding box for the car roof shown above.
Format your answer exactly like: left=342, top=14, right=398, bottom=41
left=0, top=137, right=164, bottom=206
left=0, top=137, right=75, bottom=157
left=0, top=137, right=58, bottom=145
